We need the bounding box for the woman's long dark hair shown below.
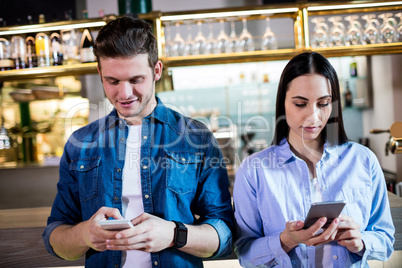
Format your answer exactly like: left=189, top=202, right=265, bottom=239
left=272, top=52, right=348, bottom=146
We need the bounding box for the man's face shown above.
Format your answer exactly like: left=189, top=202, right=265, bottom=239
left=98, top=54, right=162, bottom=125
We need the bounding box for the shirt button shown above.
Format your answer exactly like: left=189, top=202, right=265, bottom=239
left=145, top=194, right=149, bottom=199
left=333, top=255, right=338, bottom=260
left=120, top=138, right=125, bottom=142
left=114, top=264, right=119, bottom=268
left=181, top=158, right=186, bottom=162
left=154, top=261, right=158, bottom=265
left=80, top=165, right=84, bottom=169
left=114, top=196, right=119, bottom=201
left=117, top=168, right=121, bottom=172
left=143, top=136, right=147, bottom=139
left=143, top=165, right=148, bottom=169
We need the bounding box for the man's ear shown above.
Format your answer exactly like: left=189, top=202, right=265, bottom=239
left=154, top=60, right=163, bottom=81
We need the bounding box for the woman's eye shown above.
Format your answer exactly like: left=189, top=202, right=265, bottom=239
left=318, top=103, right=330, bottom=107
left=295, top=103, right=306, bottom=107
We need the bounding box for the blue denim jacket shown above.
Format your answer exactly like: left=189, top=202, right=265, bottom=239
left=43, top=98, right=234, bottom=268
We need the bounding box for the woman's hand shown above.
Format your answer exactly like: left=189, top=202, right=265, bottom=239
left=335, top=214, right=365, bottom=254
left=280, top=217, right=339, bottom=253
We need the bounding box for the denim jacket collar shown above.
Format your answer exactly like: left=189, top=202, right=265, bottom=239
left=102, top=97, right=181, bottom=135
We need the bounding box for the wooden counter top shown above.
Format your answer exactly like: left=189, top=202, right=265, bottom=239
left=0, top=192, right=401, bottom=267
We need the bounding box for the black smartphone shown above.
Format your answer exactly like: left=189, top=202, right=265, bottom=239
left=303, top=201, right=346, bottom=229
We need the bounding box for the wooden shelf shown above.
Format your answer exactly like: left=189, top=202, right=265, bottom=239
left=0, top=62, right=98, bottom=81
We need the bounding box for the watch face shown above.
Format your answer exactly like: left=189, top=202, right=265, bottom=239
left=177, top=228, right=188, bottom=244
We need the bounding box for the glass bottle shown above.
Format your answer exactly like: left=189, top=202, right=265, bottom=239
left=61, top=29, right=79, bottom=65
left=344, top=80, right=353, bottom=107
left=25, top=35, right=38, bottom=68
left=79, top=29, right=96, bottom=63
left=11, top=36, right=26, bottom=69
left=35, top=33, right=50, bottom=67
left=0, top=38, right=14, bottom=71
left=50, top=33, right=63, bottom=66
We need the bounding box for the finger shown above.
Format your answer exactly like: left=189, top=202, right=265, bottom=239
left=106, top=240, right=148, bottom=251
left=286, top=220, right=304, bottom=231
left=336, top=229, right=360, bottom=241
left=131, top=213, right=147, bottom=226
left=97, top=207, right=123, bottom=220
left=338, top=214, right=353, bottom=222
left=306, top=217, right=328, bottom=236
left=337, top=220, right=360, bottom=231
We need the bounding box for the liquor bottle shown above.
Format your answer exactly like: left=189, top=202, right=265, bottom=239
left=25, top=35, right=38, bottom=68
left=38, top=14, right=46, bottom=24
left=0, top=38, right=14, bottom=71
left=350, top=57, right=358, bottom=77
left=50, top=33, right=63, bottom=66
left=11, top=36, right=26, bottom=69
left=344, top=80, right=353, bottom=107
left=35, top=33, right=50, bottom=67
left=79, top=29, right=96, bottom=63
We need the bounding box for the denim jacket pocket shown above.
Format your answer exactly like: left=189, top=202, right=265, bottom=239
left=69, top=157, right=101, bottom=201
left=165, top=150, right=203, bottom=195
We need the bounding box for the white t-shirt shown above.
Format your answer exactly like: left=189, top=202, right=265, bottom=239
left=121, top=125, right=151, bottom=268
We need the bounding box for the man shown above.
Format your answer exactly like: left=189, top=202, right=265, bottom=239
left=43, top=17, right=233, bottom=267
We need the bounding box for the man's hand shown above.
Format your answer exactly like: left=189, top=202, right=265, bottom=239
left=105, top=213, right=175, bottom=252
left=335, top=214, right=365, bottom=254
left=81, top=207, right=125, bottom=252
left=49, top=206, right=124, bottom=260
left=280, top=217, right=339, bottom=252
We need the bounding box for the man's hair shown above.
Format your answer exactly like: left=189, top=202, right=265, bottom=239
left=272, top=52, right=348, bottom=146
left=94, top=16, right=158, bottom=69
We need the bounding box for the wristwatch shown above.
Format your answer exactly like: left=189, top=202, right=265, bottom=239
left=172, top=220, right=188, bottom=248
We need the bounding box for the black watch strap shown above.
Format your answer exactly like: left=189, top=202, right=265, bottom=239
left=172, top=220, right=188, bottom=248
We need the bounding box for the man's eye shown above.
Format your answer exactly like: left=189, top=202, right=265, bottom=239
left=131, top=78, right=143, bottom=84
left=108, top=80, right=119, bottom=85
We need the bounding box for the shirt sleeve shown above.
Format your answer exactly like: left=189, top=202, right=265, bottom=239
left=195, top=132, right=234, bottom=258
left=42, top=140, right=82, bottom=257
left=233, top=162, right=292, bottom=267
left=359, top=150, right=395, bottom=265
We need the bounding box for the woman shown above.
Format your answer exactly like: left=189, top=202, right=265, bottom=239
left=233, top=52, right=394, bottom=267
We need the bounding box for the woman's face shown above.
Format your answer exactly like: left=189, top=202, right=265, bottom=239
left=285, top=74, right=332, bottom=145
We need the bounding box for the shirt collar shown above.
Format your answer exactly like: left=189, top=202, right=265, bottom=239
left=103, top=97, right=180, bottom=135
left=276, top=138, right=341, bottom=164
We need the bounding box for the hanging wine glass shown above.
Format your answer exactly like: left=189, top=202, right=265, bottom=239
left=379, top=13, right=398, bottom=43
left=261, top=16, right=278, bottom=50
left=183, top=20, right=195, bottom=56
left=345, top=15, right=364, bottom=46
left=171, top=21, right=185, bottom=57
left=193, top=20, right=207, bottom=55
left=215, top=19, right=230, bottom=54
left=205, top=19, right=217, bottom=54
left=226, top=17, right=239, bottom=53
left=396, top=12, right=402, bottom=42
left=238, top=17, right=254, bottom=52
left=328, top=16, right=345, bottom=47
left=311, top=17, right=329, bottom=48
left=163, top=22, right=174, bottom=57
left=362, top=14, right=381, bottom=44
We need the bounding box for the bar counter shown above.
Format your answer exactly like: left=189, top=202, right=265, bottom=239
left=0, top=192, right=401, bottom=267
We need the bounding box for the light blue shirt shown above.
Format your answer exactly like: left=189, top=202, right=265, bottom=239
left=233, top=139, right=394, bottom=267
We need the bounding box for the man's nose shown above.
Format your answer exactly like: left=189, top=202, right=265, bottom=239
left=119, top=82, right=132, bottom=99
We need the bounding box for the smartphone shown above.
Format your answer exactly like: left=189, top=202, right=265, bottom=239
left=303, top=201, right=346, bottom=229
left=99, top=219, right=134, bottom=231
